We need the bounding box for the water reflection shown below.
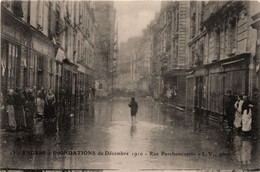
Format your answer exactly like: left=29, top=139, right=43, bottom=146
left=0, top=99, right=259, bottom=169
left=130, top=123, right=137, bottom=136
left=241, top=139, right=252, bottom=165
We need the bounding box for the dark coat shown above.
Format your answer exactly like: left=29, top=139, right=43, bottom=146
left=14, top=92, right=25, bottom=107
left=6, top=94, right=14, bottom=105
left=242, top=99, right=252, bottom=114
left=129, top=100, right=138, bottom=116
left=225, top=95, right=236, bottom=115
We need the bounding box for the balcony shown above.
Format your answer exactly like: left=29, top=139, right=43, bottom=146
left=203, top=1, right=245, bottom=24
left=203, top=1, right=230, bottom=23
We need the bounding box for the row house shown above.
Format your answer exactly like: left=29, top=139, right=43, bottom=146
left=187, top=1, right=260, bottom=124
left=75, top=1, right=96, bottom=101
left=1, top=1, right=96, bottom=125
left=150, top=13, right=162, bottom=99
left=150, top=1, right=189, bottom=107
left=116, top=29, right=152, bottom=97
left=116, top=38, right=138, bottom=92
left=251, top=2, right=260, bottom=131
left=94, top=1, right=116, bottom=96
left=136, top=27, right=152, bottom=96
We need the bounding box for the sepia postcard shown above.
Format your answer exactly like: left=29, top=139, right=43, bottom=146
left=0, top=0, right=260, bottom=171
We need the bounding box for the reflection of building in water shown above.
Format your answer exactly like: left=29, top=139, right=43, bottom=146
left=241, top=140, right=252, bottom=165
left=234, top=135, right=243, bottom=164
left=233, top=135, right=253, bottom=166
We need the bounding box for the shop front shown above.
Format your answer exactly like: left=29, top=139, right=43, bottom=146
left=1, top=7, right=31, bottom=94
left=186, top=53, right=250, bottom=126
left=163, top=69, right=186, bottom=108
left=61, top=58, right=78, bottom=128
left=201, top=53, right=250, bottom=125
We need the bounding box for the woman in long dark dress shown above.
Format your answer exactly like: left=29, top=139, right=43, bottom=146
left=24, top=89, right=35, bottom=132
left=44, top=89, right=56, bottom=135
left=14, top=88, right=26, bottom=130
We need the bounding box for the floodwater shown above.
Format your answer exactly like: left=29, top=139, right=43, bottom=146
left=0, top=98, right=259, bottom=170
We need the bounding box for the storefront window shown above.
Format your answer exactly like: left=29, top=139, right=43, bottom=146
left=0, top=42, right=20, bottom=91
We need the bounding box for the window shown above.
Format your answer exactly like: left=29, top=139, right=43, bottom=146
left=85, top=48, right=87, bottom=63
left=29, top=54, right=35, bottom=87
left=78, top=40, right=80, bottom=60
left=99, top=83, right=103, bottom=89
left=13, top=1, right=23, bottom=18
left=37, top=56, right=43, bottom=88
left=81, top=41, right=83, bottom=60
left=73, top=34, right=76, bottom=62
left=79, top=5, right=82, bottom=25
left=215, top=28, right=220, bottom=59
left=229, top=17, right=237, bottom=53
left=176, top=11, right=179, bottom=32
left=49, top=59, right=53, bottom=89
left=56, top=3, right=61, bottom=33
left=2, top=1, right=12, bottom=11
left=191, top=12, right=196, bottom=38
left=175, top=45, right=178, bottom=61
left=74, top=2, right=77, bottom=24
left=191, top=46, right=195, bottom=66
left=167, top=9, right=172, bottom=23
left=200, top=42, right=204, bottom=57
left=1, top=42, right=7, bottom=91
left=176, top=4, right=179, bottom=32
left=163, top=33, right=166, bottom=53
left=37, top=1, right=44, bottom=27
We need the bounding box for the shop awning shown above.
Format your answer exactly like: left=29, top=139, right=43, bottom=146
left=163, top=68, right=186, bottom=78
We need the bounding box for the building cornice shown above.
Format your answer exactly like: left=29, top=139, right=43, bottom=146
left=188, top=30, right=207, bottom=46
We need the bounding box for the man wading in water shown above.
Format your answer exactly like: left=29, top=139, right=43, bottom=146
left=128, top=97, right=138, bottom=123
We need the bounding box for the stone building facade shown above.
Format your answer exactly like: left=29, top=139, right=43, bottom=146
left=186, top=1, right=260, bottom=125
left=1, top=1, right=96, bottom=123
left=116, top=38, right=139, bottom=92
left=94, top=1, right=116, bottom=97
left=150, top=1, right=190, bottom=107
left=135, top=27, right=152, bottom=96
left=115, top=26, right=152, bottom=97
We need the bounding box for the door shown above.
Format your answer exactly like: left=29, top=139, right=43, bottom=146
left=195, top=76, right=203, bottom=110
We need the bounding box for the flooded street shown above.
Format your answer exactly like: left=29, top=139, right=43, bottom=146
left=0, top=99, right=259, bottom=170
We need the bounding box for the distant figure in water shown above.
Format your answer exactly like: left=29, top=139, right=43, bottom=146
left=128, top=97, right=138, bottom=123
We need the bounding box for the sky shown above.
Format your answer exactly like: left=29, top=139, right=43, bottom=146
left=114, top=1, right=161, bottom=44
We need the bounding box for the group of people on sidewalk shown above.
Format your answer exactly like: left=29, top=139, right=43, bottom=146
left=0, top=86, right=97, bottom=135
left=225, top=89, right=259, bottom=139
left=0, top=87, right=57, bottom=135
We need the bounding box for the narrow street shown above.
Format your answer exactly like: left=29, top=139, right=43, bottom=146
left=1, top=99, right=259, bottom=170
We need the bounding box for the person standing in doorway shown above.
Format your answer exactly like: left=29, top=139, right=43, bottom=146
left=128, top=97, right=138, bottom=123
left=234, top=95, right=244, bottom=132
left=14, top=88, right=26, bottom=131
left=44, top=89, right=56, bottom=135
left=166, top=87, right=172, bottom=106
left=45, top=89, right=56, bottom=120
left=24, top=89, right=35, bottom=133
left=36, top=90, right=45, bottom=118
left=172, top=86, right=178, bottom=105
left=224, top=90, right=236, bottom=130
left=6, top=89, right=16, bottom=131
